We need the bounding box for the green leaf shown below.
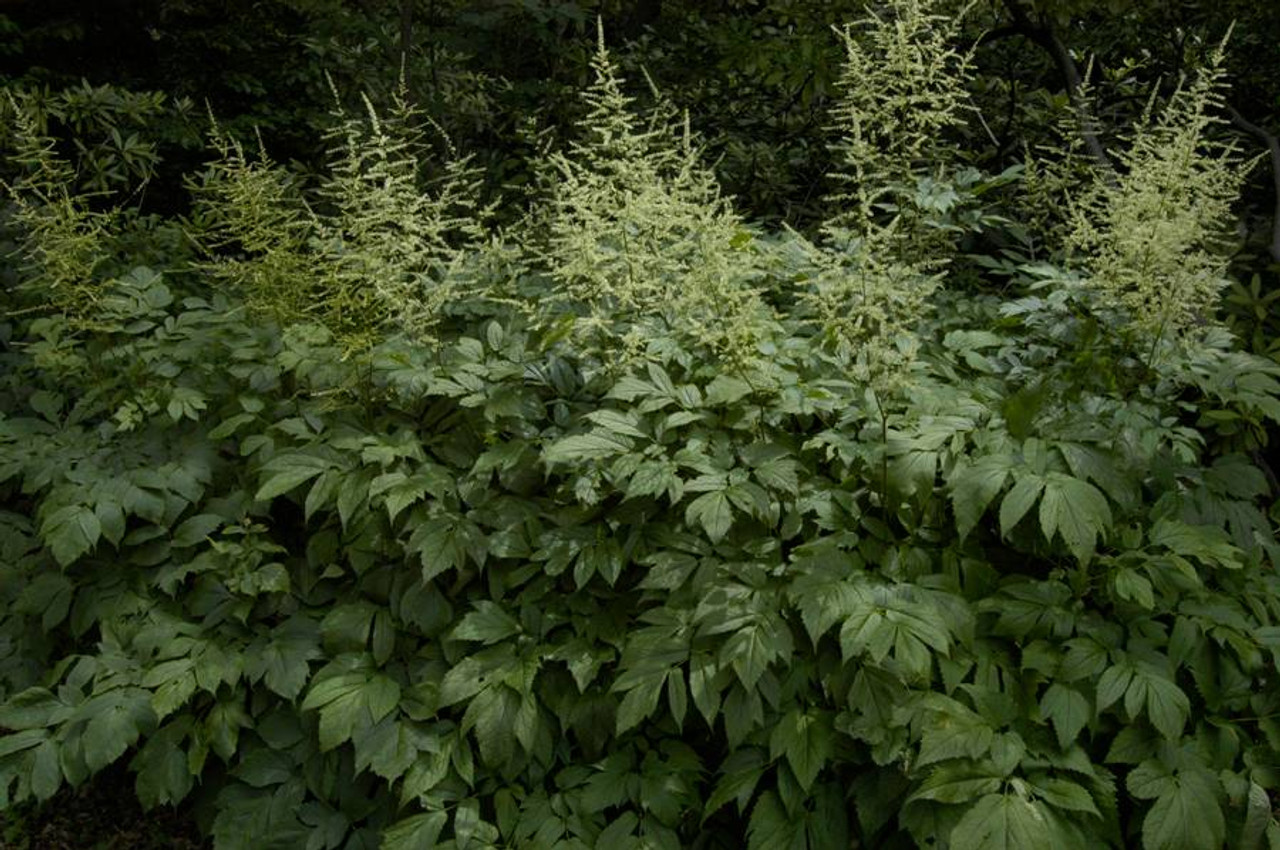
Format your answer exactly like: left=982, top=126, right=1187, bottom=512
left=686, top=491, right=734, bottom=542
left=453, top=602, right=520, bottom=645
left=544, top=432, right=633, bottom=463
left=466, top=686, right=520, bottom=766
left=951, top=456, right=1011, bottom=539
left=950, top=793, right=1056, bottom=850
left=1141, top=771, right=1225, bottom=850
left=94, top=500, right=125, bottom=547
left=1039, top=684, right=1090, bottom=750
left=30, top=740, right=60, bottom=802
left=382, top=811, right=447, bottom=850
left=0, top=689, right=71, bottom=730
left=615, top=670, right=666, bottom=735
left=1025, top=775, right=1099, bottom=817
left=917, top=701, right=994, bottom=767
left=41, top=505, right=101, bottom=566
left=1113, top=568, right=1154, bottom=608
left=171, top=513, right=223, bottom=548
left=1149, top=519, right=1241, bottom=568
left=255, top=452, right=334, bottom=501
left=1128, top=667, right=1189, bottom=741
left=999, top=476, right=1044, bottom=537
left=626, top=460, right=683, bottom=503
left=1039, top=474, right=1111, bottom=562
left=753, top=457, right=800, bottom=495
left=723, top=619, right=789, bottom=691
left=704, top=749, right=767, bottom=820
left=1059, top=637, right=1109, bottom=682
left=768, top=709, right=831, bottom=791
left=908, top=763, right=1002, bottom=805
left=706, top=375, right=753, bottom=406
left=353, top=718, right=421, bottom=782
left=1096, top=662, right=1134, bottom=713
left=584, top=409, right=648, bottom=438
left=245, top=617, right=321, bottom=700
left=301, top=672, right=401, bottom=752
left=131, top=722, right=193, bottom=808
left=747, top=792, right=801, bottom=850
left=1127, top=759, right=1175, bottom=800
left=689, top=652, right=722, bottom=726
left=1240, top=782, right=1270, bottom=850
left=80, top=689, right=154, bottom=772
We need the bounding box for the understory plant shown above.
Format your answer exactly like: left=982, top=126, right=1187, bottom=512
left=3, top=5, right=1280, bottom=850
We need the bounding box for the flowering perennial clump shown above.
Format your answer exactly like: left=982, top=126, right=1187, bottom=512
left=536, top=21, right=768, bottom=364
left=1068, top=40, right=1250, bottom=344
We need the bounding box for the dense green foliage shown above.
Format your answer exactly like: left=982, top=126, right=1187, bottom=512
left=4, top=2, right=1280, bottom=849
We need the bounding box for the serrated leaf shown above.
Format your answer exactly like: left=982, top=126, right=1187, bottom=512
left=689, top=652, right=722, bottom=726
left=615, top=670, right=666, bottom=735
left=686, top=491, right=734, bottom=542
left=584, top=409, right=648, bottom=439
left=1130, top=667, right=1189, bottom=741
left=302, top=672, right=401, bottom=752
left=1096, top=662, right=1134, bottom=713
left=1025, top=775, right=1099, bottom=816
left=544, top=432, right=633, bottom=463
left=626, top=460, right=683, bottom=503
left=354, top=718, right=420, bottom=782
left=753, top=457, right=799, bottom=495
left=768, top=709, right=830, bottom=791
left=382, top=811, right=448, bottom=850
left=94, top=500, right=125, bottom=547
left=30, top=740, right=61, bottom=802
left=951, top=456, right=1011, bottom=539
left=0, top=688, right=71, bottom=730
left=1039, top=474, right=1111, bottom=562
left=1127, top=759, right=1175, bottom=800
left=80, top=689, right=154, bottom=772
left=41, top=504, right=101, bottom=566
left=1149, top=519, right=1241, bottom=568
left=704, top=749, right=767, bottom=820
left=747, top=792, right=797, bottom=850
left=1142, top=771, right=1224, bottom=850
left=1240, top=782, right=1270, bottom=850
left=706, top=375, right=753, bottom=406
left=245, top=618, right=321, bottom=700
left=917, top=702, right=994, bottom=767
left=950, top=792, right=1056, bottom=850
left=131, top=723, right=193, bottom=808
left=909, top=764, right=1003, bottom=805
left=999, top=476, right=1044, bottom=537
left=171, top=513, right=222, bottom=547
left=255, top=453, right=333, bottom=501
left=453, top=601, right=520, bottom=645
left=1040, top=683, right=1090, bottom=750
left=467, top=685, right=519, bottom=767
left=1114, top=568, right=1154, bottom=608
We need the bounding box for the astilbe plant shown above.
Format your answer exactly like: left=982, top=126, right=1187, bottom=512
left=188, top=120, right=323, bottom=332
left=191, top=88, right=487, bottom=354
left=1, top=92, right=114, bottom=322
left=1067, top=38, right=1251, bottom=354
left=777, top=0, right=979, bottom=398
left=535, top=20, right=770, bottom=365
left=316, top=83, right=490, bottom=350
left=825, top=0, right=976, bottom=259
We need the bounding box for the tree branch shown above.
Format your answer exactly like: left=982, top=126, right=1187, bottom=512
left=1227, top=104, right=1280, bottom=263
